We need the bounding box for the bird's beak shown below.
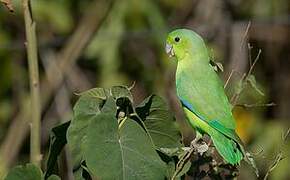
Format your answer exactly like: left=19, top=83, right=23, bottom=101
left=165, top=43, right=175, bottom=57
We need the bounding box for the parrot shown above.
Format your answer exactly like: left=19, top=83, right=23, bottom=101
left=165, top=28, right=257, bottom=170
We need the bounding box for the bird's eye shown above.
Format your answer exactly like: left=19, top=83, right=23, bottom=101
left=174, top=37, right=180, bottom=42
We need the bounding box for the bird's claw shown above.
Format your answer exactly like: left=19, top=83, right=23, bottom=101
left=190, top=139, right=209, bottom=155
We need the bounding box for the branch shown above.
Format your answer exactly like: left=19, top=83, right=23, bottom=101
left=235, top=102, right=276, bottom=108
left=263, top=128, right=289, bottom=180
left=263, top=153, right=283, bottom=180
left=171, top=147, right=195, bottom=180
left=230, top=46, right=262, bottom=107
left=224, top=70, right=234, bottom=89
left=22, top=0, right=41, bottom=166
left=240, top=21, right=251, bottom=51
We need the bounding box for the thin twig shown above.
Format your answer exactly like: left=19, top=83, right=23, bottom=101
left=230, top=73, right=246, bottom=106
left=128, top=81, right=136, bottom=90
left=263, top=128, right=289, bottom=180
left=230, top=46, right=262, bottom=107
left=224, top=70, right=234, bottom=89
left=263, top=152, right=283, bottom=180
left=248, top=49, right=261, bottom=76
left=247, top=43, right=253, bottom=67
left=235, top=102, right=276, bottom=108
left=240, top=21, right=251, bottom=51
left=171, top=145, right=196, bottom=179
left=23, top=0, right=41, bottom=166
left=282, top=128, right=290, bottom=142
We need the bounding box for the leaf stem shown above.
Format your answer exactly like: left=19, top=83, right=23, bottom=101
left=171, top=144, right=196, bottom=179
left=23, top=0, right=41, bottom=166
left=118, top=117, right=127, bottom=129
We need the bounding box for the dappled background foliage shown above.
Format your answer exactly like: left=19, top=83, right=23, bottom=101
left=0, top=0, right=289, bottom=179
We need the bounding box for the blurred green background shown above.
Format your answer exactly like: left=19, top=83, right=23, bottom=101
left=0, top=0, right=289, bottom=179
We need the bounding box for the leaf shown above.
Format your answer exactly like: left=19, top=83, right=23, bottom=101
left=176, top=161, right=191, bottom=178
left=234, top=78, right=244, bottom=95
left=135, top=95, right=182, bottom=149
left=67, top=89, right=107, bottom=167
left=5, top=164, right=43, bottom=180
left=73, top=165, right=94, bottom=180
left=45, top=121, right=70, bottom=179
left=84, top=113, right=167, bottom=179
left=73, top=167, right=85, bottom=180
left=78, top=87, right=106, bottom=100
left=67, top=86, right=129, bottom=168
left=47, top=175, right=61, bottom=180
left=0, top=0, right=14, bottom=12
left=247, top=75, right=265, bottom=96
left=110, top=85, right=133, bottom=102
left=166, top=161, right=176, bottom=179
left=101, top=95, right=117, bottom=114
left=73, top=93, right=105, bottom=117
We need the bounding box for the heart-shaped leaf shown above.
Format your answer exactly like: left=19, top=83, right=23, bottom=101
left=135, top=95, right=182, bottom=149
left=84, top=113, right=167, bottom=179
left=67, top=86, right=132, bottom=168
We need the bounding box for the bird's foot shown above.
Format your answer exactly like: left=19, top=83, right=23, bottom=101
left=190, top=139, right=209, bottom=155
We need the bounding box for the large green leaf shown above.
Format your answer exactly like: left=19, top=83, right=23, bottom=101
left=67, top=88, right=108, bottom=167
left=135, top=95, right=182, bottom=149
left=67, top=86, right=131, bottom=168
left=5, top=164, right=43, bottom=180
left=84, top=113, right=167, bottom=179
left=67, top=96, right=104, bottom=167
left=45, top=121, right=70, bottom=179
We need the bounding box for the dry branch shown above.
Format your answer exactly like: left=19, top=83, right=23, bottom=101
left=22, top=0, right=41, bottom=166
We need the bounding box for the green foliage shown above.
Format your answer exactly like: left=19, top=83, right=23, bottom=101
left=5, top=163, right=60, bottom=180
left=5, top=164, right=42, bottom=180
left=49, top=85, right=183, bottom=179
left=246, top=74, right=265, bottom=96
left=135, top=95, right=182, bottom=148
left=46, top=175, right=61, bottom=180
left=85, top=113, right=166, bottom=179
left=4, top=85, right=269, bottom=179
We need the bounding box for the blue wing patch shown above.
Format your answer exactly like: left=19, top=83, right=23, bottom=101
left=179, top=97, right=205, bottom=121
left=179, top=97, right=240, bottom=142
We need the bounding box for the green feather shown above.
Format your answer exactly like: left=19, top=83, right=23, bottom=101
left=209, top=128, right=243, bottom=165
left=183, top=107, right=243, bottom=165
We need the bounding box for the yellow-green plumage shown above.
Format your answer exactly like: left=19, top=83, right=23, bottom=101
left=166, top=29, right=245, bottom=165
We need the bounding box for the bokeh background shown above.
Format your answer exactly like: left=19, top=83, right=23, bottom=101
left=0, top=0, right=289, bottom=179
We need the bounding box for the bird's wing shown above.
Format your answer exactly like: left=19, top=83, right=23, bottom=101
left=177, top=64, right=237, bottom=134
left=180, top=97, right=241, bottom=143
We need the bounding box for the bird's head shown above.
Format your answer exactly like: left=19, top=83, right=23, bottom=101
left=165, top=29, right=208, bottom=62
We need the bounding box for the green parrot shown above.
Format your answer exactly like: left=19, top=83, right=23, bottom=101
left=165, top=28, right=255, bottom=167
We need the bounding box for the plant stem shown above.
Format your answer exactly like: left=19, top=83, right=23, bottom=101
left=23, top=0, right=41, bottom=166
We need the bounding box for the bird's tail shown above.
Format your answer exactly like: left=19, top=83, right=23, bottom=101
left=209, top=130, right=243, bottom=165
